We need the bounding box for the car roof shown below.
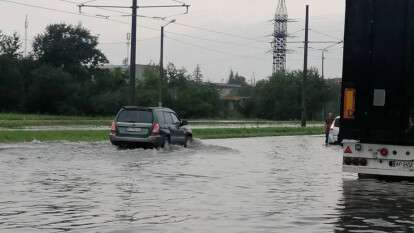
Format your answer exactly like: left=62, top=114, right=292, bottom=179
left=121, top=106, right=174, bottom=112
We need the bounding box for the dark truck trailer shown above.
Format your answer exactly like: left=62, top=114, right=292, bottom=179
left=340, top=0, right=414, bottom=146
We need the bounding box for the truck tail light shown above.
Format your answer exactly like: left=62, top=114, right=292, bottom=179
left=343, top=88, right=356, bottom=119
left=380, top=148, right=389, bottom=157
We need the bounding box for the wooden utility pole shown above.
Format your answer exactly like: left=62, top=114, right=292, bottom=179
left=159, top=26, right=164, bottom=107
left=78, top=1, right=189, bottom=106
left=301, top=5, right=309, bottom=127
left=130, top=0, right=137, bottom=105
left=321, top=50, right=325, bottom=79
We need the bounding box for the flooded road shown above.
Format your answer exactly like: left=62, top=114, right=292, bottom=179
left=0, top=136, right=413, bottom=232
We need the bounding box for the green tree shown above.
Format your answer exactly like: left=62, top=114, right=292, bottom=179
left=32, top=24, right=108, bottom=69
left=0, top=55, right=23, bottom=111
left=0, top=31, right=21, bottom=58
left=245, top=69, right=332, bottom=121
left=26, top=65, right=76, bottom=114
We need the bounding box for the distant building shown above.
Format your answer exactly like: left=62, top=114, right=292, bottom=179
left=205, top=82, right=249, bottom=111
left=102, top=64, right=152, bottom=80
left=206, top=83, right=241, bottom=99
left=330, top=78, right=342, bottom=85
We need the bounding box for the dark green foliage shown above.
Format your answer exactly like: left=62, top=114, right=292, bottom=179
left=139, top=63, right=221, bottom=119
left=32, top=24, right=108, bottom=69
left=245, top=69, right=340, bottom=121
left=0, top=31, right=21, bottom=58
left=0, top=23, right=340, bottom=120
left=0, top=55, right=23, bottom=111
left=0, top=25, right=126, bottom=116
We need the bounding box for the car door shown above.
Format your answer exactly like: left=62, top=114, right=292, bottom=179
left=169, top=112, right=186, bottom=145
left=155, top=110, right=167, bottom=135
left=163, top=111, right=176, bottom=143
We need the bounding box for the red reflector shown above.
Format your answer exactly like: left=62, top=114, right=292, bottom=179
left=380, top=148, right=389, bottom=157
left=152, top=123, right=160, bottom=135
left=344, top=146, right=353, bottom=154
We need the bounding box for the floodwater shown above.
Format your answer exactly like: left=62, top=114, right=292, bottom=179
left=0, top=136, right=413, bottom=233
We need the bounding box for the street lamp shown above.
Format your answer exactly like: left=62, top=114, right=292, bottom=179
left=159, top=19, right=176, bottom=107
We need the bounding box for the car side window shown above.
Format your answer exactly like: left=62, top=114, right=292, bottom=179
left=163, top=112, right=173, bottom=125
left=156, top=111, right=165, bottom=126
left=170, top=113, right=180, bottom=124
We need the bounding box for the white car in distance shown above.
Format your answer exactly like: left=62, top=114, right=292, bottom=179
left=328, top=116, right=340, bottom=144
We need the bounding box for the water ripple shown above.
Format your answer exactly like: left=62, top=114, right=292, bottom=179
left=0, top=137, right=414, bottom=232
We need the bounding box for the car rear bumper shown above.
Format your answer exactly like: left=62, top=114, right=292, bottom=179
left=109, top=134, right=162, bottom=147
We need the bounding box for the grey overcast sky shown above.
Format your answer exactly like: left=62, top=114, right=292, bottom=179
left=0, top=0, right=345, bottom=82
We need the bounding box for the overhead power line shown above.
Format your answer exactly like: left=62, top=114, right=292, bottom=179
left=310, top=29, right=341, bottom=41
left=58, top=0, right=130, bottom=14
left=173, top=22, right=269, bottom=44
left=1, top=0, right=285, bottom=46
left=0, top=0, right=131, bottom=25
left=165, top=35, right=268, bottom=62
left=0, top=0, right=276, bottom=51
left=165, top=30, right=267, bottom=50
left=77, top=0, right=191, bottom=107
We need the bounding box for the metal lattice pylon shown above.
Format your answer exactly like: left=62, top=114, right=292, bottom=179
left=272, top=0, right=288, bottom=74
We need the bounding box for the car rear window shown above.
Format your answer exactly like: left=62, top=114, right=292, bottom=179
left=117, top=110, right=153, bottom=123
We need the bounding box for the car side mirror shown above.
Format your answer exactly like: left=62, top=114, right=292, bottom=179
left=181, top=120, right=188, bottom=126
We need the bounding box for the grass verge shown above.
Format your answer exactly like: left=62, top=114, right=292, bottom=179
left=193, top=127, right=323, bottom=139
left=0, top=113, right=323, bottom=128
left=0, top=113, right=112, bottom=128
left=0, top=127, right=323, bottom=143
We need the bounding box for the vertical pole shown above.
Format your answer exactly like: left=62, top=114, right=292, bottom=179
left=301, top=5, right=309, bottom=127
left=159, top=26, right=164, bottom=107
left=24, top=15, right=28, bottom=57
left=321, top=50, right=325, bottom=79
left=321, top=50, right=326, bottom=120
left=129, top=0, right=137, bottom=105
left=126, top=33, right=131, bottom=65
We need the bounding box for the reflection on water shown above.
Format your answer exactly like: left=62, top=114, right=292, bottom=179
left=336, top=179, right=414, bottom=233
left=0, top=136, right=413, bottom=232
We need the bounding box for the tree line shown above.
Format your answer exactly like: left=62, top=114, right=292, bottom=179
left=0, top=23, right=340, bottom=120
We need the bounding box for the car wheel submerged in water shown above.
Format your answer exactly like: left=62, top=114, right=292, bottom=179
left=109, top=106, right=192, bottom=149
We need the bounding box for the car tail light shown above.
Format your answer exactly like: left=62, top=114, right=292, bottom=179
left=110, top=121, right=117, bottom=135
left=152, top=123, right=160, bottom=135
left=380, top=148, right=389, bottom=157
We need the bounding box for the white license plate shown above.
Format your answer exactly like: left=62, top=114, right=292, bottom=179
left=390, top=160, right=414, bottom=168
left=127, top=127, right=143, bottom=132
